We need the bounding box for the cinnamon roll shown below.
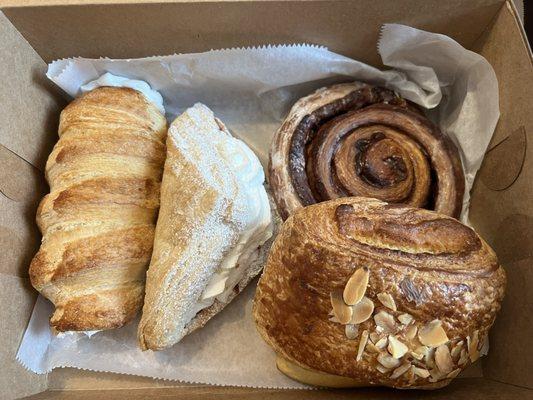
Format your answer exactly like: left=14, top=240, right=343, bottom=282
left=269, top=82, right=465, bottom=220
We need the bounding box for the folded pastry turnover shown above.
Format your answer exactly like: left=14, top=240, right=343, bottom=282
left=138, top=103, right=273, bottom=350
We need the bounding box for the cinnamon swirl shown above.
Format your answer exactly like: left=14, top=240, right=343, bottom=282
left=269, top=82, right=465, bottom=219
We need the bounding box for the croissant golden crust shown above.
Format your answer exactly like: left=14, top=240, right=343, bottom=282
left=29, top=87, right=167, bottom=332
left=253, top=197, right=506, bottom=389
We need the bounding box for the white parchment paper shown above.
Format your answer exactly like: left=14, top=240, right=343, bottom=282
left=17, top=24, right=498, bottom=388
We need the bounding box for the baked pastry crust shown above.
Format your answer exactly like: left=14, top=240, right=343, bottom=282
left=253, top=197, right=506, bottom=389
left=138, top=104, right=274, bottom=350
left=269, top=82, right=465, bottom=220
left=29, top=87, right=167, bottom=331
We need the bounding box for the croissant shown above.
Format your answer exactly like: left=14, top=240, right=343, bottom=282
left=29, top=87, right=167, bottom=331
left=138, top=103, right=273, bottom=350
left=253, top=197, right=506, bottom=389
left=269, top=82, right=465, bottom=220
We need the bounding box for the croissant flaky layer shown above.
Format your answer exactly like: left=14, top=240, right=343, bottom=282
left=29, top=87, right=167, bottom=331
left=269, top=82, right=465, bottom=220
left=253, top=197, right=506, bottom=389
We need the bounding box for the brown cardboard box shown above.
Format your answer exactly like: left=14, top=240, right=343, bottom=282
left=0, top=0, right=531, bottom=398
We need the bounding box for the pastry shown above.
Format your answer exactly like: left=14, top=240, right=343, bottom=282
left=253, top=197, right=506, bottom=389
left=138, top=103, right=273, bottom=351
left=29, top=86, right=167, bottom=331
left=269, top=82, right=465, bottom=220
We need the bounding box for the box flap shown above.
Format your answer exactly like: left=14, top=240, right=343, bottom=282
left=0, top=10, right=64, bottom=400
left=24, top=377, right=533, bottom=399
left=2, top=0, right=504, bottom=65
left=470, top=1, right=533, bottom=389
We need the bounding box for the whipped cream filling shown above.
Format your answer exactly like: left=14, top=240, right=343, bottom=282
left=187, top=108, right=272, bottom=317
left=80, top=72, right=165, bottom=114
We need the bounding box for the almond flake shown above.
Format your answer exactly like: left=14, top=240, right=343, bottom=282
left=345, top=324, right=359, bottom=340
left=377, top=292, right=397, bottom=311
left=366, top=342, right=380, bottom=353
left=390, top=363, right=411, bottom=379
left=425, top=347, right=436, bottom=369
left=374, top=311, right=397, bottom=334
left=412, top=366, right=430, bottom=378
left=458, top=348, right=469, bottom=366
left=375, top=337, right=388, bottom=349
left=330, top=289, right=352, bottom=324
left=468, top=330, right=480, bottom=362
left=398, top=313, right=413, bottom=325
left=435, top=345, right=454, bottom=374
left=418, top=320, right=449, bottom=347
left=410, top=345, right=427, bottom=361
left=377, top=353, right=401, bottom=369
left=369, top=332, right=380, bottom=344
left=388, top=336, right=408, bottom=359
left=343, top=267, right=369, bottom=305
left=428, top=368, right=445, bottom=382
left=451, top=341, right=464, bottom=359
left=350, top=296, right=374, bottom=324
left=356, top=330, right=369, bottom=361
left=447, top=368, right=461, bottom=379
left=405, top=366, right=416, bottom=383
left=329, top=315, right=340, bottom=323
left=405, top=325, right=418, bottom=341
left=376, top=364, right=390, bottom=374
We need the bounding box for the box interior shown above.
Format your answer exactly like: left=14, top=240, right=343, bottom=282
left=0, top=0, right=530, bottom=398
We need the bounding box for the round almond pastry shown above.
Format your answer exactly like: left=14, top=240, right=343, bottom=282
left=269, top=82, right=465, bottom=220
left=253, top=197, right=506, bottom=389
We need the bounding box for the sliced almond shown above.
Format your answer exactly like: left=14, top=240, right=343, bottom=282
left=390, top=363, right=411, bottom=379
left=405, top=366, right=416, bottom=383
left=345, top=324, right=359, bottom=340
left=451, top=341, right=464, bottom=359
left=374, top=311, right=397, bottom=334
left=350, top=296, right=374, bottom=324
left=410, top=345, right=428, bottom=361
left=425, top=347, right=436, bottom=369
left=376, top=364, right=390, bottom=374
left=330, top=289, right=352, bottom=324
left=418, top=320, right=449, bottom=347
left=468, top=330, right=480, bottom=362
left=369, top=332, right=380, bottom=344
left=377, top=292, right=397, bottom=311
left=428, top=369, right=445, bottom=383
left=388, top=336, right=408, bottom=359
left=329, top=315, right=340, bottom=323
left=398, top=313, right=413, bottom=325
left=405, top=325, right=418, bottom=341
left=343, top=267, right=369, bottom=305
left=480, top=335, right=489, bottom=357
left=375, top=337, right=388, bottom=349
left=377, top=353, right=401, bottom=369
left=356, top=329, right=369, bottom=361
left=435, top=345, right=454, bottom=374
left=366, top=342, right=380, bottom=353
left=412, top=366, right=430, bottom=378
left=447, top=368, right=461, bottom=379
left=458, top=348, right=469, bottom=366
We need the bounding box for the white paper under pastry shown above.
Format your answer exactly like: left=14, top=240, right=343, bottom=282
left=19, top=23, right=495, bottom=388
left=79, top=72, right=165, bottom=114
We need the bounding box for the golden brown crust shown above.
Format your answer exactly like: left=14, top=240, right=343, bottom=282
left=253, top=197, right=506, bottom=389
left=29, top=86, right=167, bottom=332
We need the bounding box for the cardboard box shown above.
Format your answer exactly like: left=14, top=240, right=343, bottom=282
left=0, top=0, right=531, bottom=398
